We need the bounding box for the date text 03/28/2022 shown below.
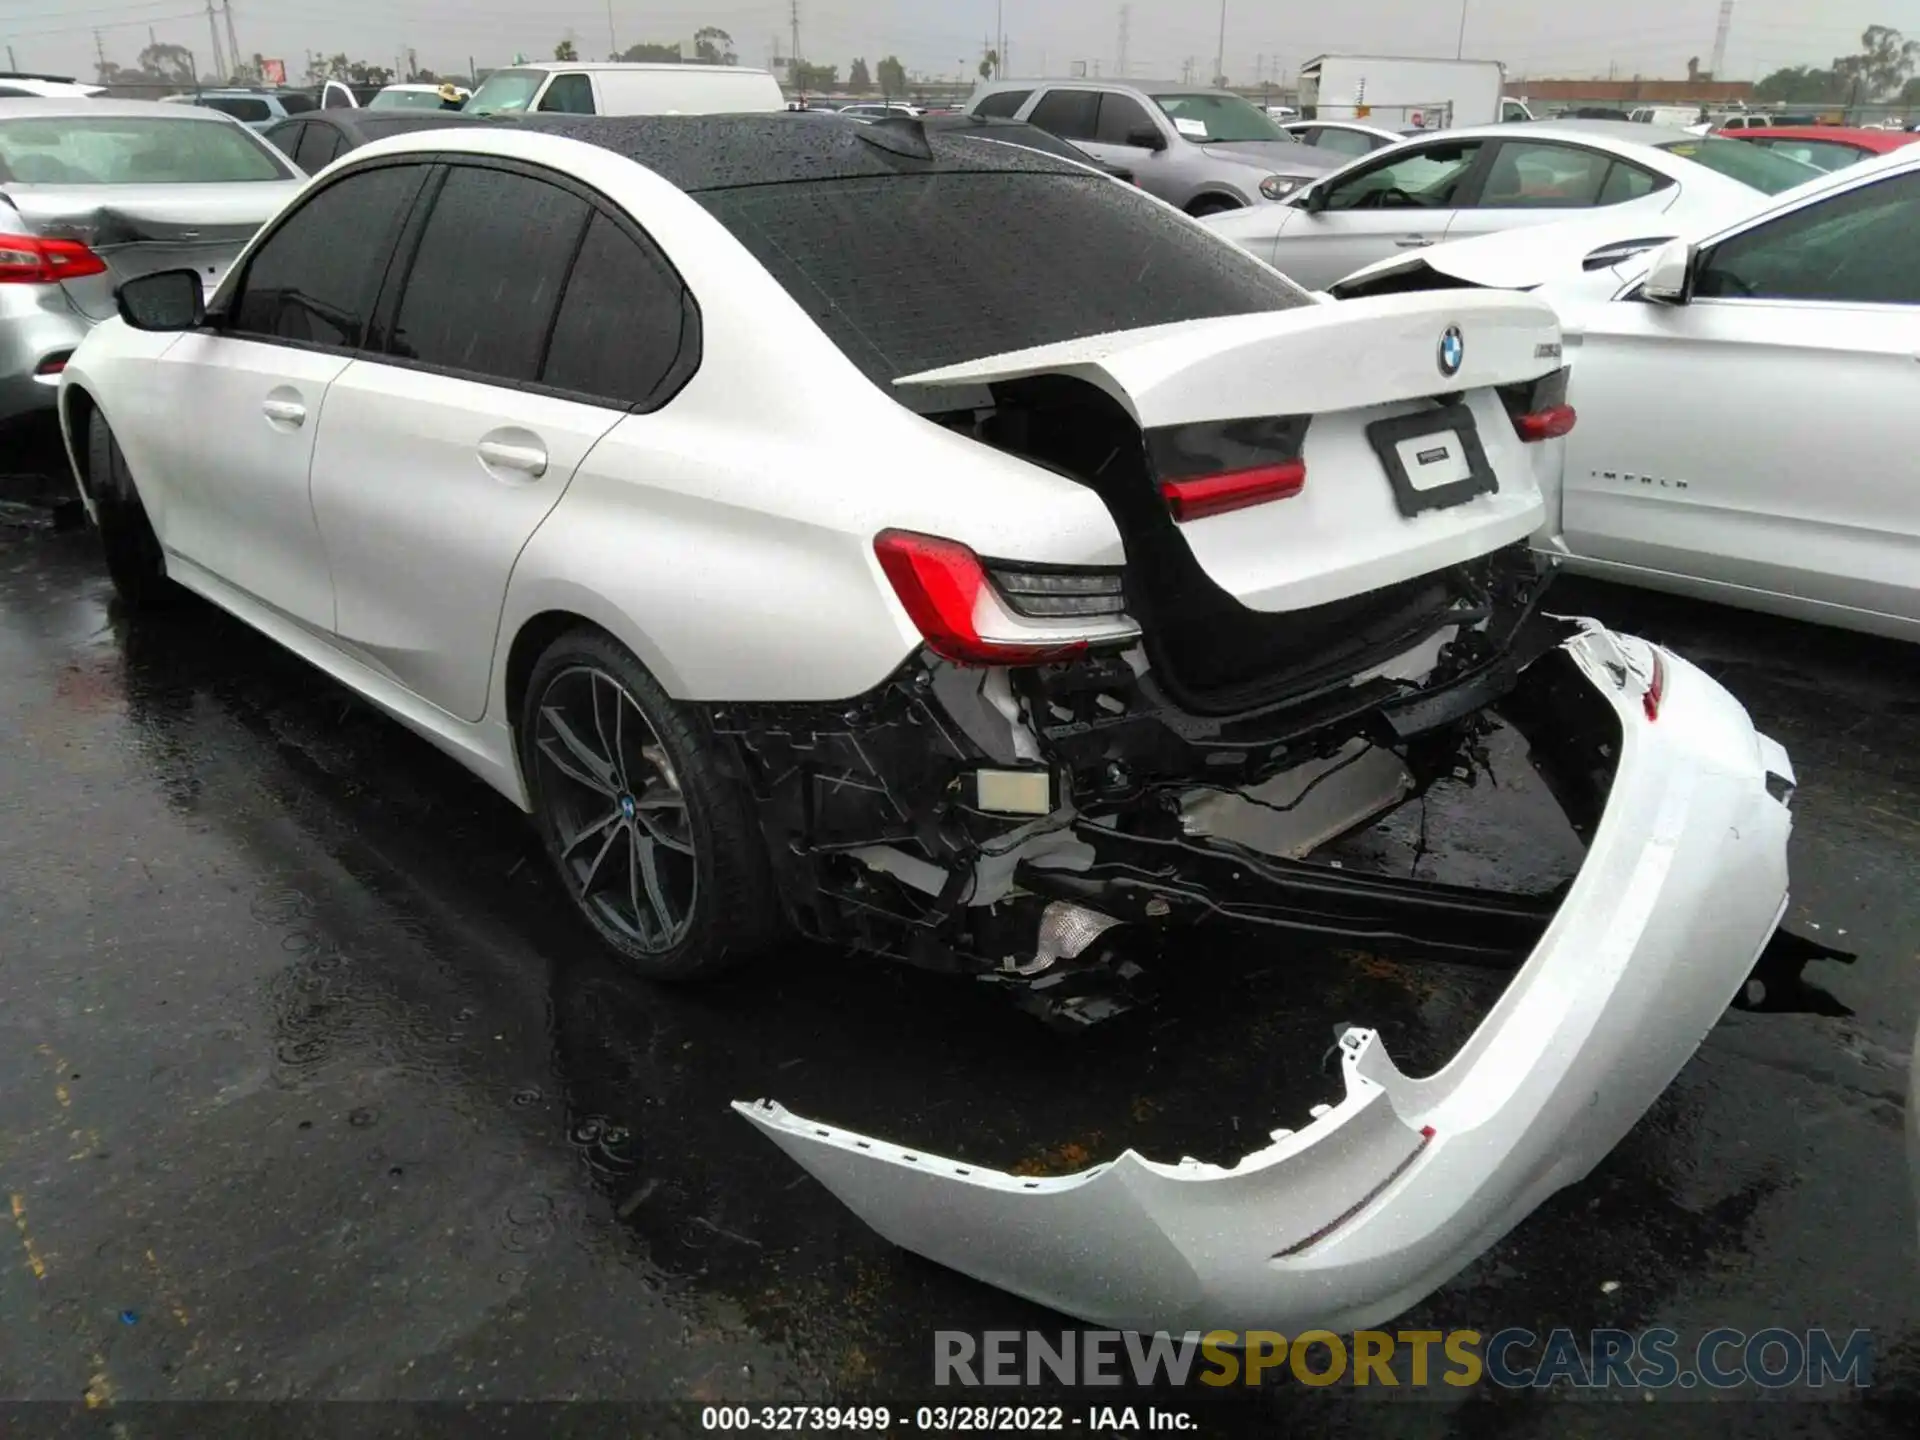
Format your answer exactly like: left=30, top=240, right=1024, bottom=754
left=699, top=1406, right=1193, bottom=1432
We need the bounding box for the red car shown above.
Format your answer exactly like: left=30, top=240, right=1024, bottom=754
left=1719, top=125, right=1919, bottom=172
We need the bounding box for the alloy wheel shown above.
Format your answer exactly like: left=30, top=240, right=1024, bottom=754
left=532, top=665, right=697, bottom=954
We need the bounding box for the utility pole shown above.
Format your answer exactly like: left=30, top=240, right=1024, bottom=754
left=790, top=0, right=803, bottom=90
left=1455, top=0, right=1469, bottom=60
left=1709, top=0, right=1733, bottom=79
left=1213, top=0, right=1226, bottom=86
left=996, top=0, right=1003, bottom=78
left=6, top=44, right=16, bottom=70
left=1116, top=4, right=1130, bottom=80
left=204, top=0, right=225, bottom=80
left=95, top=29, right=108, bottom=76
left=605, top=0, right=618, bottom=60
left=222, top=0, right=240, bottom=75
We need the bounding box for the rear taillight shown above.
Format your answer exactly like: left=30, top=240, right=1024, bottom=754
left=34, top=351, right=71, bottom=376
left=0, top=233, right=108, bottom=285
left=873, top=529, right=1136, bottom=667
left=1499, top=366, right=1575, bottom=443
left=1146, top=415, right=1309, bottom=523
left=1160, top=462, right=1307, bottom=522
left=1513, top=404, right=1577, bottom=441
left=1643, top=648, right=1667, bottom=722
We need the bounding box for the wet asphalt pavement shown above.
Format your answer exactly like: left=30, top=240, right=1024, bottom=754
left=1, top=470, right=1916, bottom=1436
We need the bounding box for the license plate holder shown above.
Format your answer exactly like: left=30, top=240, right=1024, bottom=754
left=1367, top=403, right=1498, bottom=518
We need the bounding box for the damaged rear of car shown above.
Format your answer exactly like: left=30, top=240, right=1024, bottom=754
left=681, top=138, right=1794, bottom=1331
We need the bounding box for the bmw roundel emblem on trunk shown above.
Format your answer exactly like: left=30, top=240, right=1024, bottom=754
left=1438, top=325, right=1464, bottom=377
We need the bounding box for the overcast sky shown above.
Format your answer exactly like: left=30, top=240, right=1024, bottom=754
left=1, top=0, right=1903, bottom=86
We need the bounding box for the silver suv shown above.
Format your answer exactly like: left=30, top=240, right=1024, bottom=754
left=965, top=78, right=1340, bottom=214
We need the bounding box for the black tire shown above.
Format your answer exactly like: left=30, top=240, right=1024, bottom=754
left=1188, top=195, right=1242, bottom=218
left=519, top=628, right=779, bottom=980
left=86, top=410, right=173, bottom=610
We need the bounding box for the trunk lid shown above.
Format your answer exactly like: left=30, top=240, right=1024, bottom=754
left=900, top=290, right=1566, bottom=713
left=2, top=182, right=299, bottom=319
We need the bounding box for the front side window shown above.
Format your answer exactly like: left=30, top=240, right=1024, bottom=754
left=388, top=164, right=589, bottom=381
left=1026, top=90, right=1100, bottom=141
left=228, top=164, right=426, bottom=348
left=972, top=89, right=1030, bottom=119
left=1148, top=92, right=1283, bottom=143
left=538, top=74, right=596, bottom=115
left=697, top=169, right=1309, bottom=389
left=541, top=213, right=690, bottom=406
left=1323, top=141, right=1484, bottom=211
left=1695, top=170, right=1920, bottom=305
left=1093, top=92, right=1156, bottom=145
left=0, top=116, right=291, bottom=184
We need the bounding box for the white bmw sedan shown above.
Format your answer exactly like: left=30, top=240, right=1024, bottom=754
left=1206, top=119, right=1820, bottom=290
left=61, top=116, right=1796, bottom=1333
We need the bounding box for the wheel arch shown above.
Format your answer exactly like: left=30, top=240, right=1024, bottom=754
left=497, top=594, right=691, bottom=743
left=1186, top=189, right=1246, bottom=215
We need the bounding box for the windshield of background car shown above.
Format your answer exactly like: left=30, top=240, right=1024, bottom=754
left=370, top=89, right=453, bottom=111
left=697, top=169, right=1310, bottom=388
left=0, top=116, right=292, bottom=183
left=465, top=69, right=544, bottom=115
left=1148, top=92, right=1285, bottom=143
left=1658, top=135, right=1824, bottom=194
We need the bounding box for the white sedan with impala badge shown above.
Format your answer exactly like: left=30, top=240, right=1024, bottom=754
left=58, top=114, right=1801, bottom=1333
left=1334, top=143, right=1920, bottom=642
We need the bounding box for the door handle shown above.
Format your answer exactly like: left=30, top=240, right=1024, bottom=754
left=261, top=397, right=306, bottom=426
left=478, top=438, right=549, bottom=478
left=1395, top=237, right=1436, bottom=248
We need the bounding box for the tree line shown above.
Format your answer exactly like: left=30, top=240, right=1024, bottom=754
left=1756, top=24, right=1920, bottom=106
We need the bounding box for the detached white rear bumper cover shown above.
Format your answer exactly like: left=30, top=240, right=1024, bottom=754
left=735, top=626, right=1795, bottom=1334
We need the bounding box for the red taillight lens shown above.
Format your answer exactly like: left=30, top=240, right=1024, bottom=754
left=873, top=529, right=1093, bottom=666
left=0, top=233, right=108, bottom=285
left=1160, top=460, right=1307, bottom=522
left=1514, top=404, right=1577, bottom=442
left=1643, top=648, right=1666, bottom=722
left=34, top=352, right=71, bottom=376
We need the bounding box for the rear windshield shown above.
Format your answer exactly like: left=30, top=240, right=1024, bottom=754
left=0, top=116, right=291, bottom=184
left=1657, top=136, right=1823, bottom=195
left=697, top=169, right=1309, bottom=386
left=370, top=89, right=455, bottom=111
left=467, top=69, right=545, bottom=115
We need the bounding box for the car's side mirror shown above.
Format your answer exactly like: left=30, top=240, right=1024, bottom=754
left=116, top=269, right=206, bottom=332
left=1125, top=126, right=1168, bottom=152
left=1641, top=237, right=1697, bottom=304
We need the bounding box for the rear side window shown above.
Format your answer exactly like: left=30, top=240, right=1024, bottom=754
left=1027, top=90, right=1100, bottom=141
left=388, top=164, right=589, bottom=381
left=204, top=96, right=271, bottom=123
left=229, top=164, right=426, bottom=348
left=698, top=171, right=1309, bottom=387
left=973, top=89, right=1030, bottom=119
left=294, top=122, right=344, bottom=173
left=541, top=213, right=690, bottom=406
left=538, top=74, right=596, bottom=114
left=280, top=93, right=318, bottom=114
left=1596, top=160, right=1666, bottom=204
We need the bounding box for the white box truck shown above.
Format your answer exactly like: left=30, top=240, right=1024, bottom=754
left=1298, top=54, right=1531, bottom=131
